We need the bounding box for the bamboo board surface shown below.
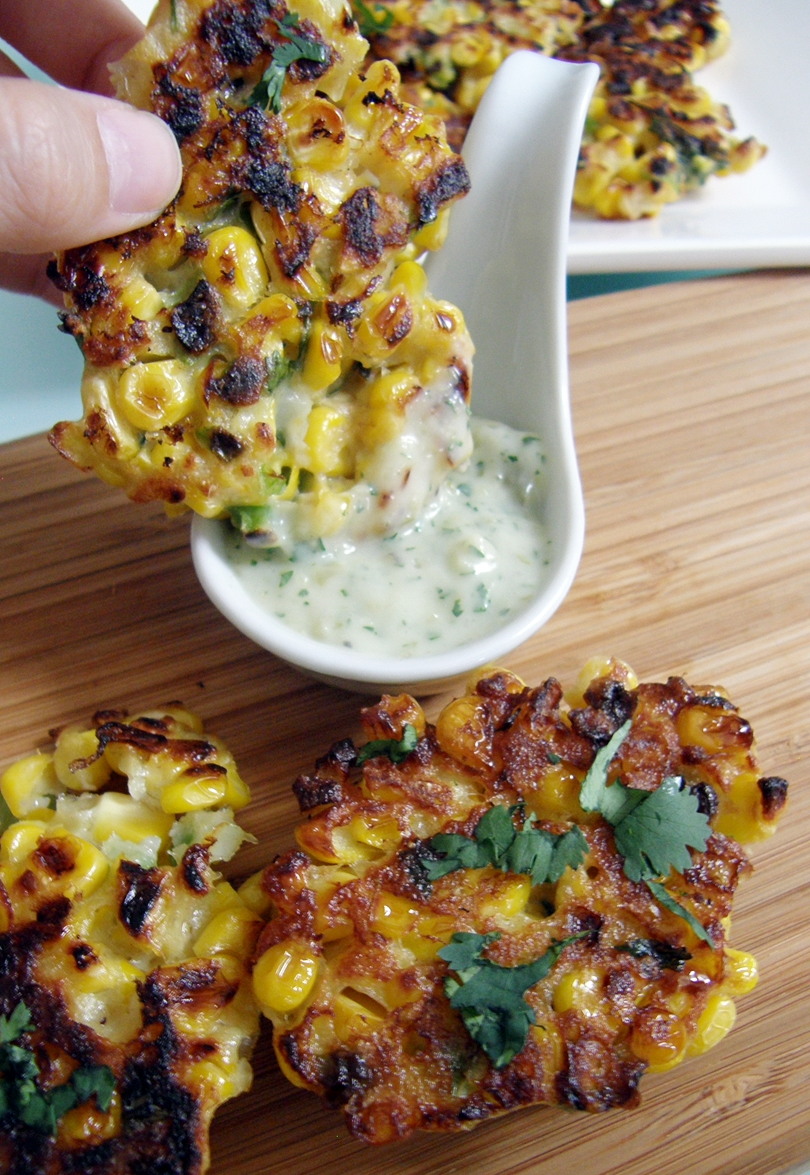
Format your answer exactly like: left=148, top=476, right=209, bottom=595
left=1, top=270, right=809, bottom=1175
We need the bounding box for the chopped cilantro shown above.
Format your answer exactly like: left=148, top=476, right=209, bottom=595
left=440, top=931, right=586, bottom=1067
left=452, top=600, right=463, bottom=617
left=616, top=938, right=692, bottom=972
left=473, top=584, right=491, bottom=613
left=424, top=805, right=589, bottom=885
left=250, top=14, right=330, bottom=114
left=352, top=0, right=394, bottom=36
left=0, top=1002, right=115, bottom=1134
left=356, top=723, right=418, bottom=767
left=280, top=570, right=293, bottom=586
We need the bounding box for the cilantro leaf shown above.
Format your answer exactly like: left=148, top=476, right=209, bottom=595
left=645, top=879, right=714, bottom=946
left=424, top=806, right=589, bottom=886
left=439, top=932, right=586, bottom=1068
left=576, top=720, right=714, bottom=944
left=613, top=776, right=711, bottom=882
left=249, top=15, right=330, bottom=114
left=0, top=1003, right=33, bottom=1045
left=0, top=1001, right=117, bottom=1133
left=356, top=722, right=418, bottom=766
left=615, top=938, right=692, bottom=972
left=578, top=719, right=633, bottom=814
left=352, top=0, right=394, bottom=37
left=70, top=1065, right=116, bottom=1113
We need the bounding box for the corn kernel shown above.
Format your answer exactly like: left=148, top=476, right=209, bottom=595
left=372, top=893, right=420, bottom=937
left=333, top=989, right=386, bottom=1042
left=1, top=753, right=58, bottom=818
left=93, top=793, right=174, bottom=845
left=253, top=940, right=319, bottom=1014
left=120, top=275, right=163, bottom=320
left=351, top=815, right=401, bottom=853
left=714, top=770, right=771, bottom=844
left=222, top=766, right=251, bottom=811
left=160, top=771, right=228, bottom=813
left=552, top=968, right=602, bottom=1017
left=723, top=948, right=758, bottom=995
left=118, top=359, right=195, bottom=431
left=286, top=98, right=350, bottom=170
left=63, top=838, right=109, bottom=900
left=565, top=657, right=638, bottom=708
left=201, top=226, right=268, bottom=309
left=187, top=1060, right=239, bottom=1104
left=194, top=907, right=263, bottom=960
left=413, top=206, right=450, bottom=252
left=238, top=871, right=274, bottom=917
left=303, top=322, right=343, bottom=392
left=435, top=695, right=493, bottom=772
left=479, top=875, right=531, bottom=921
left=687, top=992, right=737, bottom=1056
left=630, top=1010, right=688, bottom=1072
left=0, top=820, right=48, bottom=864
left=53, top=728, right=112, bottom=792
left=391, top=260, right=428, bottom=299
left=59, top=1088, right=121, bottom=1145
left=305, top=403, right=354, bottom=476
left=530, top=765, right=586, bottom=823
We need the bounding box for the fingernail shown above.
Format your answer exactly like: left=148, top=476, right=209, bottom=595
left=96, top=104, right=182, bottom=217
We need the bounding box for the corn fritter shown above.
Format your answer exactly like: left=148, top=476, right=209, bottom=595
left=0, top=706, right=260, bottom=1174
left=252, top=658, right=787, bottom=1142
left=49, top=0, right=473, bottom=545
left=356, top=0, right=766, bottom=218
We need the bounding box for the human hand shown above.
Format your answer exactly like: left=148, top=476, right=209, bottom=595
left=0, top=0, right=181, bottom=301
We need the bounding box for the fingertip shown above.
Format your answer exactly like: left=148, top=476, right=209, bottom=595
left=96, top=104, right=182, bottom=219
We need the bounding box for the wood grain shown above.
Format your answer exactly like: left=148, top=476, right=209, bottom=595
left=1, top=271, right=809, bottom=1175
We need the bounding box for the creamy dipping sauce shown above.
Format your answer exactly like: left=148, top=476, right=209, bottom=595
left=226, top=419, right=550, bottom=657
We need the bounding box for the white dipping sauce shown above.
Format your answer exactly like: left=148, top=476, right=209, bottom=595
left=227, top=418, right=550, bottom=657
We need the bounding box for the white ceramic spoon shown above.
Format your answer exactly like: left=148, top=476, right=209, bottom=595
left=191, top=51, right=599, bottom=694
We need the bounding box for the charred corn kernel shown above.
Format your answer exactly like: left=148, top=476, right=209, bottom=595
left=93, top=793, right=174, bottom=844
left=0, top=820, right=47, bottom=863
left=553, top=968, right=602, bottom=1017
left=630, top=1011, right=688, bottom=1072
left=723, top=948, right=758, bottom=995
left=687, top=992, right=737, bottom=1056
left=305, top=403, right=354, bottom=476
left=435, top=695, right=493, bottom=772
left=372, top=893, right=420, bottom=937
left=238, top=871, right=274, bottom=917
left=160, top=771, right=228, bottom=813
left=566, top=656, right=638, bottom=708
left=253, top=940, right=319, bottom=1013
left=479, top=875, right=531, bottom=921
left=59, top=1088, right=121, bottom=1145
left=1, top=752, right=58, bottom=818
left=193, top=907, right=263, bottom=960
left=413, top=206, right=450, bottom=251
left=391, top=260, right=428, bottom=299
left=303, top=322, right=343, bottom=391
left=286, top=98, right=350, bottom=170
left=63, top=838, right=109, bottom=900
left=53, top=728, right=112, bottom=792
left=344, top=60, right=401, bottom=129
left=73, top=954, right=144, bottom=995
left=202, top=226, right=268, bottom=309
left=120, top=276, right=163, bottom=320
left=677, top=705, right=748, bottom=754
left=118, top=360, right=195, bottom=431
left=250, top=293, right=302, bottom=346
left=714, top=771, right=770, bottom=844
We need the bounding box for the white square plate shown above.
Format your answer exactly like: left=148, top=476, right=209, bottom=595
left=567, top=0, right=810, bottom=272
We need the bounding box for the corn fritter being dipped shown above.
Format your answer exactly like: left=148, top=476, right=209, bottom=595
left=252, top=659, right=787, bottom=1142
left=49, top=0, right=473, bottom=548
left=0, top=706, right=260, bottom=1174
left=356, top=0, right=766, bottom=218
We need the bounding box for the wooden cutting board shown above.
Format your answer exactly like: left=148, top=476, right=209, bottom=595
left=1, top=271, right=809, bottom=1175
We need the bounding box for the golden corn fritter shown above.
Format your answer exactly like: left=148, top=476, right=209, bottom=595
left=48, top=0, right=474, bottom=544
left=357, top=0, right=766, bottom=218
left=252, top=659, right=788, bottom=1142
left=0, top=706, right=261, bottom=1174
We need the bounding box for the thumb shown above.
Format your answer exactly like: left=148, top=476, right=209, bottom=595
left=0, top=78, right=182, bottom=254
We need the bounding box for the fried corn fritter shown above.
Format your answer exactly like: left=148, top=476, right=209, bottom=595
left=49, top=0, right=473, bottom=546
left=357, top=0, right=766, bottom=218
left=252, top=659, right=787, bottom=1142
left=0, top=707, right=261, bottom=1174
